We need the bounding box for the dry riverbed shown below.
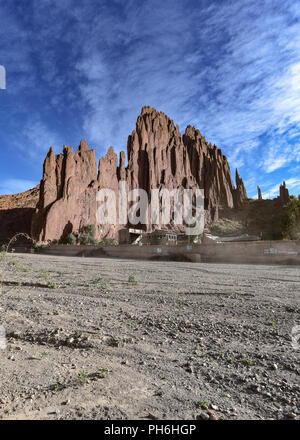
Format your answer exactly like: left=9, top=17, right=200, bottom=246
left=0, top=253, right=299, bottom=420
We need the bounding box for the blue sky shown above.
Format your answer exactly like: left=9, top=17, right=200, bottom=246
left=0, top=0, right=300, bottom=198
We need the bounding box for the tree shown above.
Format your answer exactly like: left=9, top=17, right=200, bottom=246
left=79, top=225, right=98, bottom=245
left=281, top=196, right=300, bottom=239
left=83, top=224, right=96, bottom=238
left=65, top=233, right=77, bottom=245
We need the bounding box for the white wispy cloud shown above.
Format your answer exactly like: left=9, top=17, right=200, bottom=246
left=73, top=1, right=300, bottom=182
left=18, top=118, right=63, bottom=162
left=261, top=178, right=300, bottom=199
left=1, top=0, right=300, bottom=198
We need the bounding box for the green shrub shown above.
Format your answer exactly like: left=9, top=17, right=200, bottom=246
left=128, top=274, right=138, bottom=285
left=83, top=224, right=96, bottom=238
left=0, top=233, right=35, bottom=295
left=79, top=225, right=98, bottom=245
left=79, top=234, right=98, bottom=245
left=65, top=233, right=77, bottom=245
left=101, top=238, right=115, bottom=246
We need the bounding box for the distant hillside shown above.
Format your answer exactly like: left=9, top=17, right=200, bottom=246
left=0, top=186, right=39, bottom=241
left=206, top=198, right=285, bottom=240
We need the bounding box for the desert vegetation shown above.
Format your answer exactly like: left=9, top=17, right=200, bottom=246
left=281, top=197, right=300, bottom=240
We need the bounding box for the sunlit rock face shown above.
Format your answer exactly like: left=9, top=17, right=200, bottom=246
left=32, top=107, right=247, bottom=242
left=31, top=141, right=98, bottom=242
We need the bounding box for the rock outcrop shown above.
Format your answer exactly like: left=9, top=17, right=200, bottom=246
left=31, top=106, right=248, bottom=242
left=31, top=141, right=98, bottom=242
left=279, top=181, right=290, bottom=205
left=257, top=185, right=262, bottom=201
left=0, top=186, right=39, bottom=242
left=183, top=125, right=236, bottom=221
left=232, top=169, right=248, bottom=208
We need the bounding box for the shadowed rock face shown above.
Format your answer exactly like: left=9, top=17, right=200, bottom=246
left=183, top=125, right=237, bottom=221
left=31, top=106, right=248, bottom=242
left=232, top=169, right=248, bottom=208
left=279, top=181, right=290, bottom=205
left=0, top=187, right=39, bottom=242
left=127, top=107, right=195, bottom=193
left=257, top=186, right=263, bottom=201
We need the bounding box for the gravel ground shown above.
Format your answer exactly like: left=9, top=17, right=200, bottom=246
left=0, top=253, right=299, bottom=420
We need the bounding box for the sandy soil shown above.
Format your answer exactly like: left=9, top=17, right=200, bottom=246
left=0, top=253, right=299, bottom=420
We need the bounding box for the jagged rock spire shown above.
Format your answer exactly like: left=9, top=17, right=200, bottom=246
left=32, top=107, right=249, bottom=242
left=279, top=181, right=290, bottom=205
left=257, top=185, right=262, bottom=200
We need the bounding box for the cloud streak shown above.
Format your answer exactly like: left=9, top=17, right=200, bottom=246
left=0, top=0, right=300, bottom=198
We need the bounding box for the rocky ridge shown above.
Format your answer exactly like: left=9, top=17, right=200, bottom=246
left=0, top=186, right=39, bottom=242
left=31, top=107, right=248, bottom=243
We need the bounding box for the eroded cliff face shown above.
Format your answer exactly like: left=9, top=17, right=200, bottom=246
left=31, top=106, right=248, bottom=242
left=0, top=186, right=39, bottom=242
left=279, top=181, right=290, bottom=205
left=31, top=141, right=98, bottom=242
left=183, top=125, right=236, bottom=221
left=127, top=107, right=195, bottom=193
left=233, top=169, right=248, bottom=208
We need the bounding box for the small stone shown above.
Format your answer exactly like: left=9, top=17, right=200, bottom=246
left=249, top=384, right=260, bottom=393
left=147, top=412, right=160, bottom=420
left=207, top=410, right=218, bottom=420
left=62, top=400, right=70, bottom=406
left=285, top=413, right=297, bottom=420
left=196, top=411, right=210, bottom=420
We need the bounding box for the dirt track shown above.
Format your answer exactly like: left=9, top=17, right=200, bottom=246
left=0, top=253, right=299, bottom=420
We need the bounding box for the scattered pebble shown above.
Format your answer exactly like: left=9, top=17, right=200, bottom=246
left=196, top=411, right=210, bottom=420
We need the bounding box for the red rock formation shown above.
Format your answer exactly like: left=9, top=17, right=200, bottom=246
left=279, top=181, right=290, bottom=205
left=257, top=185, right=262, bottom=201
left=97, top=146, right=120, bottom=238
left=232, top=169, right=248, bottom=208
left=31, top=106, right=248, bottom=242
left=31, top=141, right=98, bottom=242
left=127, top=107, right=195, bottom=192
left=0, top=186, right=39, bottom=241
left=126, top=107, right=197, bottom=230
left=183, top=125, right=237, bottom=221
